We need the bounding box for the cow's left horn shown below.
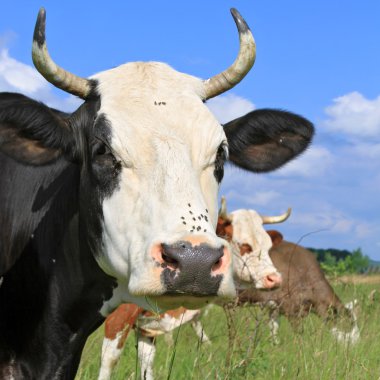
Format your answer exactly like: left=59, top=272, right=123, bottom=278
left=203, top=8, right=256, bottom=100
left=32, top=8, right=92, bottom=99
left=261, top=208, right=292, bottom=224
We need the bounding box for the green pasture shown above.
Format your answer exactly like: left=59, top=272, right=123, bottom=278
left=76, top=279, right=380, bottom=380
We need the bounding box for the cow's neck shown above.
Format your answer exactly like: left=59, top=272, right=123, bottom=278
left=0, top=161, right=115, bottom=379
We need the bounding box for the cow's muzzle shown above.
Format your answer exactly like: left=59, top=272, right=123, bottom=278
left=152, top=240, right=229, bottom=296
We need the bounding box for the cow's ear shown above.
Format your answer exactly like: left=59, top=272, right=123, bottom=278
left=266, top=230, right=284, bottom=246
left=223, top=109, right=314, bottom=172
left=216, top=217, right=233, bottom=241
left=0, top=93, right=72, bottom=165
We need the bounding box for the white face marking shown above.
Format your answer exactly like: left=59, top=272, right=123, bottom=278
left=91, top=62, right=235, bottom=302
left=229, top=209, right=280, bottom=288
left=100, top=282, right=160, bottom=317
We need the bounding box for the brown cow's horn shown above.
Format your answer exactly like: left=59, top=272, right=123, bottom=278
left=203, top=8, right=256, bottom=100
left=32, top=8, right=92, bottom=99
left=261, top=208, right=292, bottom=224
left=218, top=196, right=228, bottom=219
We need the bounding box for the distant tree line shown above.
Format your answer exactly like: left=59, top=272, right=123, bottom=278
left=307, top=247, right=371, bottom=275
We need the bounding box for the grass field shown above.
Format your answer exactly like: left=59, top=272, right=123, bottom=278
left=75, top=277, right=380, bottom=380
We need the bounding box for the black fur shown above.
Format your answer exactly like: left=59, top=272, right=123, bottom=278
left=0, top=93, right=117, bottom=378
left=224, top=108, right=314, bottom=172
left=214, top=143, right=227, bottom=183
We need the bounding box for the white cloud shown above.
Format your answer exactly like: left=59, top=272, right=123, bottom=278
left=323, top=91, right=380, bottom=139
left=207, top=93, right=255, bottom=124
left=0, top=49, right=46, bottom=94
left=0, top=46, right=81, bottom=112
left=274, top=145, right=333, bottom=178
left=290, top=208, right=354, bottom=235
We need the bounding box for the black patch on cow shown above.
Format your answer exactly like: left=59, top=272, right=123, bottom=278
left=223, top=108, right=314, bottom=173
left=214, top=142, right=227, bottom=183
left=0, top=92, right=119, bottom=377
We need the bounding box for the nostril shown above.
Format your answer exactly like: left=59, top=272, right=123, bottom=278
left=212, top=258, right=222, bottom=272
left=161, top=252, right=179, bottom=270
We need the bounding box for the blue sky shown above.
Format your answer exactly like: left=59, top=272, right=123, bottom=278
left=1, top=1, right=379, bottom=259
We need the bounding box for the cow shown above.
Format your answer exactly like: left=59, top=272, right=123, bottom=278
left=237, top=230, right=360, bottom=344
left=98, top=200, right=289, bottom=380
left=0, top=8, right=314, bottom=379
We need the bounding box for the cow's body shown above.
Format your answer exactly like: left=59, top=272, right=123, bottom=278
left=0, top=8, right=314, bottom=379
left=237, top=230, right=359, bottom=344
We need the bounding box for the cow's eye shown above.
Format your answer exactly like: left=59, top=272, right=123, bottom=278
left=214, top=143, right=228, bottom=183
left=93, top=141, right=111, bottom=156
left=92, top=139, right=120, bottom=168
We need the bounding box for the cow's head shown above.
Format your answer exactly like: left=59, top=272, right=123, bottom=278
left=217, top=197, right=290, bottom=289
left=1, top=8, right=313, bottom=310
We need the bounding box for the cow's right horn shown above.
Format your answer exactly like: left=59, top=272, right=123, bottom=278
left=261, top=208, right=292, bottom=224
left=32, top=8, right=92, bottom=99
left=203, top=8, right=256, bottom=100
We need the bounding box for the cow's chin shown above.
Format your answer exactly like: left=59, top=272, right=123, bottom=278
left=148, top=295, right=216, bottom=311
left=128, top=267, right=236, bottom=310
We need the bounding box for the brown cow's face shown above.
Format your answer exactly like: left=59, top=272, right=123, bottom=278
left=217, top=209, right=281, bottom=289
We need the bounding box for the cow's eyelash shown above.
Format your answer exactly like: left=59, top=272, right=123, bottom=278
left=94, top=136, right=113, bottom=153
left=94, top=136, right=133, bottom=168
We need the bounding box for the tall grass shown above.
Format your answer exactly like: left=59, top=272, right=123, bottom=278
left=76, top=280, right=380, bottom=380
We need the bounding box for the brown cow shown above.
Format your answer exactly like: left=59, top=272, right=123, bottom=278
left=236, top=230, right=359, bottom=344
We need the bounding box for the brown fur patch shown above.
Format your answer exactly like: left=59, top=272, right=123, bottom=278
left=104, top=304, right=143, bottom=343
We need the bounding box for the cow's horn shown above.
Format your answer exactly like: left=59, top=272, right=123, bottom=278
left=218, top=196, right=228, bottom=219
left=32, top=8, right=92, bottom=99
left=261, top=208, right=292, bottom=224
left=203, top=8, right=256, bottom=100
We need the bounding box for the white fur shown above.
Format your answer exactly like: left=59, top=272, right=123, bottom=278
left=191, top=319, right=211, bottom=344
left=90, top=62, right=235, bottom=308
left=100, top=282, right=158, bottom=317
left=98, top=335, right=124, bottom=380
left=229, top=209, right=280, bottom=288
left=331, top=299, right=360, bottom=344
left=268, top=315, right=280, bottom=345
left=138, top=335, right=156, bottom=380
left=138, top=309, right=201, bottom=337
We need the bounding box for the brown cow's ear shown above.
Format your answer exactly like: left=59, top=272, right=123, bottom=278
left=266, top=230, right=284, bottom=246
left=223, top=109, right=314, bottom=173
left=216, top=217, right=233, bottom=241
